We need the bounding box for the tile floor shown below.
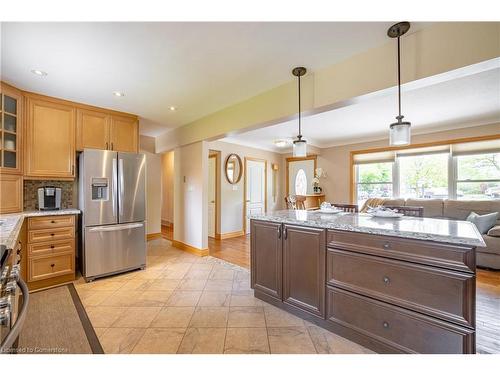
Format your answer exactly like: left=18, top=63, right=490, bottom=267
left=74, top=238, right=373, bottom=354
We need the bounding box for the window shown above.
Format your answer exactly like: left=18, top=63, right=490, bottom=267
left=356, top=162, right=393, bottom=207
left=398, top=153, right=449, bottom=199
left=455, top=152, right=500, bottom=200
left=295, top=169, right=307, bottom=195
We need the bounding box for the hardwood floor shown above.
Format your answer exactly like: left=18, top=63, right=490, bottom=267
left=161, top=225, right=499, bottom=353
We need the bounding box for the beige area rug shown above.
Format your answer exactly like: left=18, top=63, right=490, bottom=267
left=17, top=284, right=103, bottom=354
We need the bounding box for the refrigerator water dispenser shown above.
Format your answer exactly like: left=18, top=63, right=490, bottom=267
left=91, top=178, right=109, bottom=200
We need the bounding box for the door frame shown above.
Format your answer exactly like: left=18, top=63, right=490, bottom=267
left=208, top=152, right=220, bottom=239
left=285, top=155, right=317, bottom=196
left=243, top=157, right=267, bottom=234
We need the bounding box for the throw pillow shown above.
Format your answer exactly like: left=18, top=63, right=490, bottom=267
left=487, top=225, right=500, bottom=237
left=466, top=211, right=499, bottom=234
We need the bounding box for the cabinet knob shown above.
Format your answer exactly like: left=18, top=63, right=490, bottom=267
left=383, top=276, right=390, bottom=285
left=50, top=263, right=55, bottom=268
left=50, top=245, right=55, bottom=249
left=50, top=233, right=55, bottom=236
left=106, top=142, right=109, bottom=150
left=51, top=220, right=56, bottom=224
left=383, top=242, right=391, bottom=250
left=382, top=321, right=390, bottom=329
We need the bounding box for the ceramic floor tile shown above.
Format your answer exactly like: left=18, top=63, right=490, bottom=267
left=209, top=268, right=235, bottom=280
left=147, top=279, right=181, bottom=291
left=177, top=328, right=226, bottom=354
left=99, top=327, right=146, bottom=354
left=230, top=291, right=263, bottom=307
left=112, top=307, right=162, bottom=328
left=93, top=327, right=108, bottom=339
left=185, top=269, right=212, bottom=280
left=87, top=280, right=126, bottom=291
left=133, top=290, right=174, bottom=307
left=177, top=278, right=208, bottom=291
left=161, top=268, right=190, bottom=279
left=131, top=328, right=186, bottom=354
left=232, top=278, right=252, bottom=291
left=189, top=307, right=229, bottom=328
left=264, top=305, right=305, bottom=327
left=267, top=327, right=317, bottom=354
left=189, top=263, right=215, bottom=272
left=79, top=290, right=116, bottom=307
left=150, top=307, right=195, bottom=328
left=224, top=328, right=270, bottom=354
left=167, top=291, right=202, bottom=306
left=227, top=307, right=266, bottom=328
left=197, top=291, right=231, bottom=307
left=86, top=306, right=127, bottom=328
left=119, top=279, right=155, bottom=291
left=134, top=269, right=164, bottom=280
left=99, top=291, right=143, bottom=307
left=307, top=326, right=373, bottom=354
left=204, top=279, right=233, bottom=291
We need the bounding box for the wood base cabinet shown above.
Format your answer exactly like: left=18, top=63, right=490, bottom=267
left=283, top=225, right=325, bottom=317
left=250, top=219, right=477, bottom=354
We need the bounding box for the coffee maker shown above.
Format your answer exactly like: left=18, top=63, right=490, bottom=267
left=37, top=187, right=62, bottom=210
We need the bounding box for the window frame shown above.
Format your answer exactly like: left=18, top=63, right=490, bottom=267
left=355, top=161, right=395, bottom=206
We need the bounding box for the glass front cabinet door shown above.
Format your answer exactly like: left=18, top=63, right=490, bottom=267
left=0, top=84, right=22, bottom=174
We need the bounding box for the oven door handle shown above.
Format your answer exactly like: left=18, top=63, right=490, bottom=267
left=0, top=277, right=29, bottom=353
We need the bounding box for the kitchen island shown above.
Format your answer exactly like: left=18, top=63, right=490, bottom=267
left=249, top=210, right=485, bottom=354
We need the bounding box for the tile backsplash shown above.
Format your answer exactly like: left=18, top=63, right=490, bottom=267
left=24, top=180, right=76, bottom=210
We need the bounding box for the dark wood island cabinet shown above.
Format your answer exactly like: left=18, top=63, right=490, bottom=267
left=250, top=212, right=484, bottom=354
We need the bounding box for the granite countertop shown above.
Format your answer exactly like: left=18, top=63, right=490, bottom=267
left=0, top=209, right=81, bottom=249
left=249, top=210, right=486, bottom=247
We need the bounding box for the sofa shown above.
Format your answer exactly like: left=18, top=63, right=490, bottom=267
left=362, top=198, right=500, bottom=270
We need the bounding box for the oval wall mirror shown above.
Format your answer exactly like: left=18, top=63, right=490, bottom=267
left=224, top=154, right=242, bottom=184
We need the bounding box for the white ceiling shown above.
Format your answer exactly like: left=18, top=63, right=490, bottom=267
left=1, top=22, right=430, bottom=136
left=222, top=66, right=500, bottom=153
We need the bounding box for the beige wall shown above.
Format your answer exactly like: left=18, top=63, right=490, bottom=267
left=316, top=123, right=500, bottom=205
left=140, top=136, right=162, bottom=235
left=173, top=141, right=208, bottom=250
left=161, top=151, right=174, bottom=224
left=156, top=23, right=500, bottom=152
left=207, top=140, right=285, bottom=234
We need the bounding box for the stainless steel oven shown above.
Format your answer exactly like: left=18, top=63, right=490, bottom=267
left=0, top=242, right=29, bottom=354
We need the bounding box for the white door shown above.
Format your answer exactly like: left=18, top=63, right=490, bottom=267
left=208, top=156, right=216, bottom=238
left=245, top=159, right=266, bottom=234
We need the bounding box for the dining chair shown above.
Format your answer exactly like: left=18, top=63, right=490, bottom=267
left=384, top=205, right=424, bottom=217
left=285, top=195, right=306, bottom=210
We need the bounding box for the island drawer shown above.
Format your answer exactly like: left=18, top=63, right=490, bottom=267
left=28, top=252, right=75, bottom=282
left=326, top=286, right=475, bottom=354
left=326, top=249, right=475, bottom=327
left=28, top=239, right=75, bottom=257
left=327, top=230, right=475, bottom=273
left=28, top=215, right=75, bottom=230
left=28, top=226, right=75, bottom=244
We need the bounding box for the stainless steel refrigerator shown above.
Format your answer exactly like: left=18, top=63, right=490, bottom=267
left=79, top=149, right=146, bottom=281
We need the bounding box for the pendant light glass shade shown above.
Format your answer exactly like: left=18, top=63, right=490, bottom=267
left=293, top=138, right=307, bottom=157
left=389, top=116, right=411, bottom=146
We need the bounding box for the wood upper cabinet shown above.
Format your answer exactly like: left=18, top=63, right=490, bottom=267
left=25, top=97, right=76, bottom=179
left=283, top=224, right=326, bottom=317
left=110, top=115, right=138, bottom=152
left=0, top=173, right=23, bottom=213
left=76, top=109, right=110, bottom=151
left=250, top=220, right=283, bottom=301
left=0, top=83, right=23, bottom=174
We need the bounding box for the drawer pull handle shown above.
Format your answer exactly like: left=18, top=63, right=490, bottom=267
left=382, top=321, right=390, bottom=329
left=383, top=276, right=390, bottom=284
left=51, top=220, right=56, bottom=224
left=50, top=245, right=55, bottom=249
left=383, top=242, right=391, bottom=249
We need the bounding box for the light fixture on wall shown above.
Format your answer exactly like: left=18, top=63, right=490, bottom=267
left=388, top=22, right=411, bottom=146
left=292, top=67, right=307, bottom=157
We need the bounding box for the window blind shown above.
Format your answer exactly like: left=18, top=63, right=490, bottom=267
left=451, top=139, right=500, bottom=156
left=353, top=151, right=395, bottom=165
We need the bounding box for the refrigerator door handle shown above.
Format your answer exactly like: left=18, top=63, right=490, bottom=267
left=112, top=157, right=118, bottom=219
left=119, top=158, right=124, bottom=218
left=88, top=223, right=144, bottom=232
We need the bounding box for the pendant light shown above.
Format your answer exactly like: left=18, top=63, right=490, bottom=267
left=292, top=67, right=307, bottom=157
left=388, top=22, right=411, bottom=146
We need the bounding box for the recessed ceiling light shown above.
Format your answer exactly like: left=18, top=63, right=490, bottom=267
left=113, top=91, right=125, bottom=97
left=274, top=139, right=292, bottom=148
left=169, top=106, right=177, bottom=111
left=31, top=69, right=47, bottom=77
